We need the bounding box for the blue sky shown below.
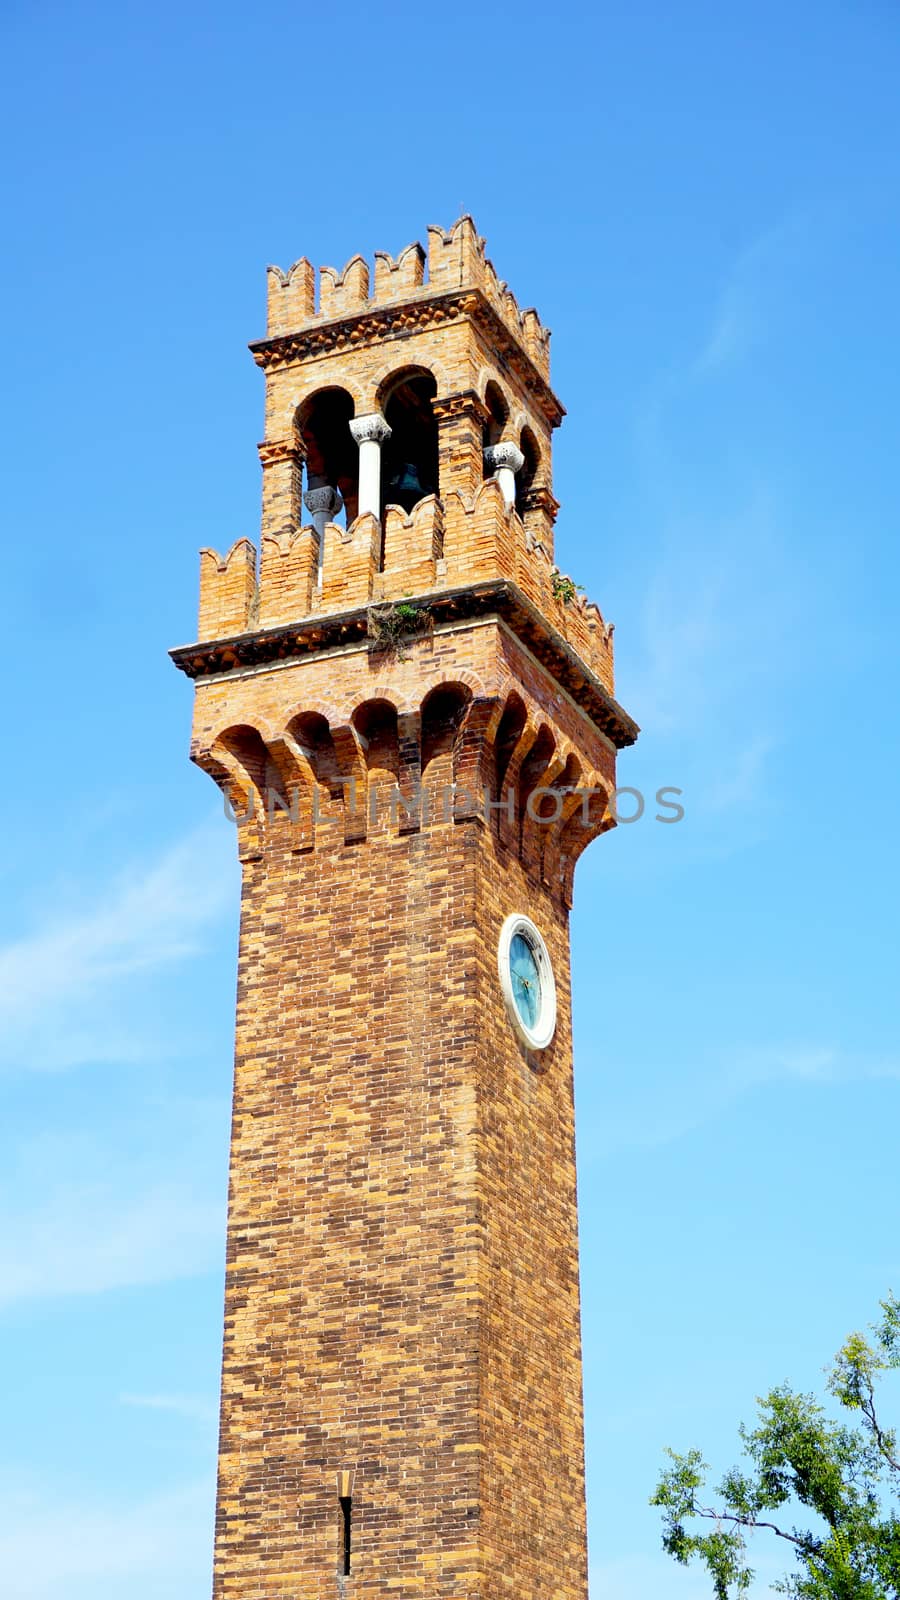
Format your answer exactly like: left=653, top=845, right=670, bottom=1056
left=1, top=1, right=898, bottom=1595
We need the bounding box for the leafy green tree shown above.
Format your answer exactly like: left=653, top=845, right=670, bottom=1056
left=651, top=1294, right=900, bottom=1598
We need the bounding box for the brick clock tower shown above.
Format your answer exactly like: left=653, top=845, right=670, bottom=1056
left=172, top=217, right=637, bottom=1600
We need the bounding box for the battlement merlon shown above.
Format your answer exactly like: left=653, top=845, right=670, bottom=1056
left=257, top=216, right=560, bottom=420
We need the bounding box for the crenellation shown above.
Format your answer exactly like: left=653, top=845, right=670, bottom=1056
left=459, top=226, right=552, bottom=380
left=266, top=258, right=315, bottom=335
left=198, top=538, right=257, bottom=640
left=379, top=495, right=443, bottom=594
left=196, top=486, right=614, bottom=692
left=318, top=253, right=370, bottom=317
left=318, top=512, right=379, bottom=614
left=522, top=307, right=551, bottom=370
left=258, top=526, right=318, bottom=626
left=261, top=219, right=552, bottom=385
left=373, top=241, right=426, bottom=299
left=426, top=214, right=484, bottom=291
left=441, top=476, right=516, bottom=586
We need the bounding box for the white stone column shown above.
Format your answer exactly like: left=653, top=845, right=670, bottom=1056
left=304, top=485, right=343, bottom=579
left=484, top=442, right=524, bottom=508
left=349, top=413, right=392, bottom=520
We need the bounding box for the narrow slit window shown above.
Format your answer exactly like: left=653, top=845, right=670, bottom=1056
left=339, top=1495, right=352, bottom=1575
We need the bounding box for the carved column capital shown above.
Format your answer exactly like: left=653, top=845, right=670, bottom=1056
left=349, top=412, right=392, bottom=447
left=483, top=442, right=525, bottom=476
left=304, top=485, right=343, bottom=520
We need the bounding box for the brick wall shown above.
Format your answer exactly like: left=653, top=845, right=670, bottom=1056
left=214, top=816, right=586, bottom=1600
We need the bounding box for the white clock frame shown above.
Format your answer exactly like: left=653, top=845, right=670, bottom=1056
left=497, top=912, right=557, bottom=1051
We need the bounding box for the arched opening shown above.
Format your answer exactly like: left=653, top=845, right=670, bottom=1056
left=492, top=692, right=527, bottom=795
left=482, top=382, right=508, bottom=453
left=214, top=725, right=272, bottom=803
left=550, top=751, right=582, bottom=818
left=421, top=683, right=472, bottom=775
left=298, top=388, right=358, bottom=525
left=380, top=369, right=438, bottom=513
left=518, top=725, right=557, bottom=821
left=528, top=748, right=576, bottom=825
left=353, top=699, right=400, bottom=782
left=516, top=426, right=540, bottom=515
left=210, top=724, right=287, bottom=826
left=287, top=711, right=341, bottom=792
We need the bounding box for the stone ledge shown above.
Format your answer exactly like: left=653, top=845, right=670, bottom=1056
left=170, top=579, right=639, bottom=750
left=249, top=289, right=565, bottom=430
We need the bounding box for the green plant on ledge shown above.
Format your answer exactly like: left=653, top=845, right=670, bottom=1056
left=367, top=600, right=434, bottom=661
left=551, top=571, right=585, bottom=606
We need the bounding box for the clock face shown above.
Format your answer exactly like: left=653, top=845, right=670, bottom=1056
left=498, top=914, right=557, bottom=1051
left=510, top=931, right=541, bottom=1030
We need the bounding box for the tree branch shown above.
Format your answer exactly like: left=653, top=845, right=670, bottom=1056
left=861, top=1391, right=900, bottom=1475
left=694, top=1501, right=822, bottom=1557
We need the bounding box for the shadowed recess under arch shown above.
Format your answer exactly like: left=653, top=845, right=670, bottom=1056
left=492, top=692, right=528, bottom=795
left=379, top=368, right=438, bottom=514
left=353, top=698, right=401, bottom=780
left=482, top=381, right=509, bottom=452
left=516, top=426, right=540, bottom=513
left=420, top=682, right=473, bottom=775
left=297, top=387, right=358, bottom=524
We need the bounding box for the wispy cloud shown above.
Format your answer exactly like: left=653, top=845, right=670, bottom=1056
left=584, top=1043, right=900, bottom=1157
left=691, top=216, right=807, bottom=379
left=728, top=1043, right=900, bottom=1089
left=0, top=1472, right=214, bottom=1600
left=634, top=214, right=810, bottom=474
left=120, top=1392, right=218, bottom=1424
left=620, top=215, right=824, bottom=841
left=0, top=1125, right=225, bottom=1306
left=0, top=820, right=237, bottom=1071
left=702, top=733, right=778, bottom=815
left=0, top=1175, right=222, bottom=1307
left=693, top=278, right=752, bottom=376
left=624, top=487, right=795, bottom=750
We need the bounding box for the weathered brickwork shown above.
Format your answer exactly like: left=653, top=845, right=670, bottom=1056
left=213, top=818, right=586, bottom=1600
left=172, top=218, right=637, bottom=1600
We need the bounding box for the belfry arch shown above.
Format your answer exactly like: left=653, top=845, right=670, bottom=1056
left=482, top=380, right=509, bottom=465
left=516, top=425, right=541, bottom=514
left=378, top=367, right=439, bottom=513
left=297, top=386, right=358, bottom=525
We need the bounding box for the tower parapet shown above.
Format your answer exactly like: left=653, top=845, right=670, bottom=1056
left=265, top=216, right=551, bottom=378
left=194, top=483, right=619, bottom=696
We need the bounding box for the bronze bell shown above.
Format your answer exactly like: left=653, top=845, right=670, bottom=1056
left=387, top=461, right=425, bottom=513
